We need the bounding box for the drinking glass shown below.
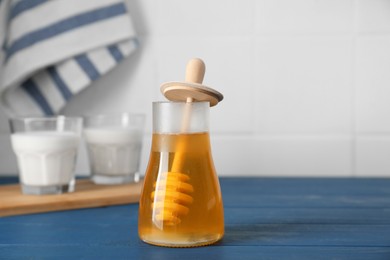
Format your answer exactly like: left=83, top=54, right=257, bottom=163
left=84, top=113, right=145, bottom=185
left=9, top=116, right=83, bottom=195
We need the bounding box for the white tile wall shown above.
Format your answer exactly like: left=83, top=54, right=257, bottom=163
left=356, top=136, right=390, bottom=176
left=1, top=0, right=390, bottom=177
left=255, top=36, right=354, bottom=134
left=211, top=135, right=352, bottom=177
left=256, top=0, right=355, bottom=34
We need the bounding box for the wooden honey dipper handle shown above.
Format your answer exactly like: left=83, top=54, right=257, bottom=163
left=185, top=58, right=205, bottom=85
left=180, top=58, right=206, bottom=132
left=174, top=59, right=203, bottom=167
left=172, top=59, right=206, bottom=172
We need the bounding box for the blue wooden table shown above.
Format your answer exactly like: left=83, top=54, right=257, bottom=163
left=1, top=177, right=390, bottom=259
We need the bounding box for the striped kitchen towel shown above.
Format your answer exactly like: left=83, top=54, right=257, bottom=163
left=0, top=0, right=138, bottom=116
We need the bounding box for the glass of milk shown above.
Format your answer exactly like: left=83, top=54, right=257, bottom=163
left=9, top=116, right=83, bottom=195
left=83, top=113, right=145, bottom=185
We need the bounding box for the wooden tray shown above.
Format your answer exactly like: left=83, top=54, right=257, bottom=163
left=0, top=179, right=143, bottom=217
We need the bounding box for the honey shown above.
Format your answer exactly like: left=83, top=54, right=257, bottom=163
left=138, top=132, right=224, bottom=247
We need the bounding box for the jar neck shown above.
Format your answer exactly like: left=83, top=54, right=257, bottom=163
left=152, top=102, right=210, bottom=134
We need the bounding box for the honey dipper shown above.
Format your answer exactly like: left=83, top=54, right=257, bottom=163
left=151, top=58, right=223, bottom=225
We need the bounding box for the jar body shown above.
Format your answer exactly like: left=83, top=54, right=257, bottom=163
left=138, top=102, right=224, bottom=247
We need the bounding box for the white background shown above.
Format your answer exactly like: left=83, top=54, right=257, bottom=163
left=1, top=0, right=390, bottom=177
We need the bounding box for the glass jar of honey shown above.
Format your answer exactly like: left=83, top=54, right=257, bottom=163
left=138, top=101, right=224, bottom=247
left=138, top=58, right=224, bottom=247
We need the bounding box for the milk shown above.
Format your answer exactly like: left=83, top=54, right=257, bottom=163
left=84, top=128, right=143, bottom=177
left=11, top=131, right=80, bottom=186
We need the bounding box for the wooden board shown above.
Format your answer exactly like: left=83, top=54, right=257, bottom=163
left=0, top=179, right=143, bottom=217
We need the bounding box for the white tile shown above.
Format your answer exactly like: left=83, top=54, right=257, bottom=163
left=256, top=0, right=354, bottom=34
left=355, top=36, right=390, bottom=133
left=255, top=36, right=354, bottom=134
left=155, top=0, right=254, bottom=36
left=211, top=135, right=352, bottom=176
left=357, top=0, right=390, bottom=33
left=156, top=36, right=254, bottom=134
left=356, top=136, right=390, bottom=177
left=210, top=135, right=256, bottom=177
left=253, top=136, right=353, bottom=177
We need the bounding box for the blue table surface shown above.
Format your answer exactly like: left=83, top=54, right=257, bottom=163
left=1, top=177, right=390, bottom=259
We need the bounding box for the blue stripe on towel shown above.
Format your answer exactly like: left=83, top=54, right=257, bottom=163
left=22, top=79, right=54, bottom=115
left=9, top=0, right=49, bottom=21
left=47, top=67, right=72, bottom=101
left=75, top=55, right=100, bottom=80
left=6, top=2, right=127, bottom=60
left=107, top=45, right=124, bottom=62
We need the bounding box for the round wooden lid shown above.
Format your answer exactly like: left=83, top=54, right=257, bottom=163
left=160, top=58, right=224, bottom=107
